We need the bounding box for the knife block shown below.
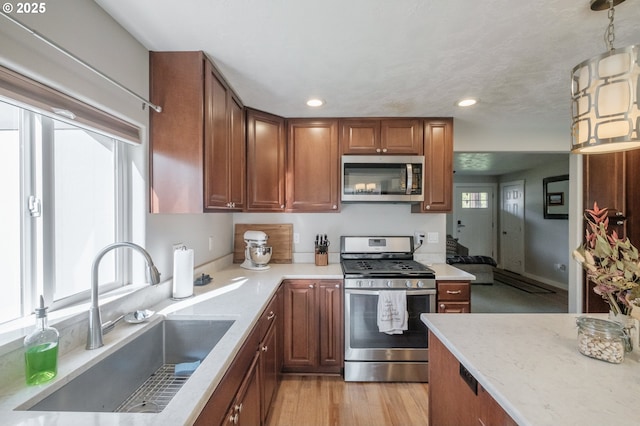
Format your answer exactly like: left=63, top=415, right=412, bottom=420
left=315, top=252, right=328, bottom=266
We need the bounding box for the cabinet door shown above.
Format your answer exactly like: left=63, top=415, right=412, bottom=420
left=414, top=118, right=453, bottom=213
left=204, top=62, right=231, bottom=210
left=478, top=385, right=518, bottom=426
left=380, top=119, right=423, bottom=155
left=260, top=321, right=278, bottom=424
left=234, top=353, right=261, bottom=426
left=318, top=281, right=343, bottom=372
left=246, top=108, right=286, bottom=211
left=228, top=94, right=246, bottom=210
left=428, top=331, right=477, bottom=425
left=286, top=119, right=340, bottom=212
left=282, top=280, right=318, bottom=371
left=195, top=326, right=260, bottom=426
left=438, top=302, right=470, bottom=313
left=340, top=119, right=380, bottom=154
left=149, top=51, right=205, bottom=213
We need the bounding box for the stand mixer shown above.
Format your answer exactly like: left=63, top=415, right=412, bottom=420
left=241, top=230, right=273, bottom=270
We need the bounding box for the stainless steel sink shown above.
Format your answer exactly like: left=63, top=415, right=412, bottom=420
left=25, top=318, right=234, bottom=413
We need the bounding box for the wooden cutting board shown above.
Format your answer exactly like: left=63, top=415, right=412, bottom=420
left=234, top=224, right=293, bottom=264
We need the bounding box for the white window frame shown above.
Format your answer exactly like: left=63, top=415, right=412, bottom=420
left=0, top=63, right=141, bottom=323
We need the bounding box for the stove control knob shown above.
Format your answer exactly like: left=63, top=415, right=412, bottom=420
left=417, top=281, right=425, bottom=288
left=405, top=280, right=413, bottom=288
left=368, top=280, right=374, bottom=287
left=356, top=280, right=363, bottom=288
left=386, top=280, right=393, bottom=288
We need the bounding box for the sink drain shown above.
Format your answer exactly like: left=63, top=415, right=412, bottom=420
left=115, top=364, right=191, bottom=413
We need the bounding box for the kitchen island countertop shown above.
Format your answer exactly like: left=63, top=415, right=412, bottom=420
left=421, top=313, right=640, bottom=426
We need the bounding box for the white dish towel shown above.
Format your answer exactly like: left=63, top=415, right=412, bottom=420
left=377, top=290, right=408, bottom=335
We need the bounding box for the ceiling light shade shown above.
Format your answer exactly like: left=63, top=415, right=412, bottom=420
left=306, top=98, right=324, bottom=107
left=571, top=0, right=640, bottom=154
left=571, top=45, right=640, bottom=153
left=457, top=98, right=477, bottom=107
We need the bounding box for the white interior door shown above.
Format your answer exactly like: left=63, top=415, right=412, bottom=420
left=453, top=185, right=496, bottom=257
left=500, top=180, right=525, bottom=274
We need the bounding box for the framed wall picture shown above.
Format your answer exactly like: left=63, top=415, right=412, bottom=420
left=543, top=175, right=569, bottom=219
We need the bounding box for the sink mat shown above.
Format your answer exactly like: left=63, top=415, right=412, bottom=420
left=115, top=364, right=190, bottom=413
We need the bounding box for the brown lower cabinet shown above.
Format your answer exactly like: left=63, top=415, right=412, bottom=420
left=429, top=330, right=516, bottom=426
left=195, top=287, right=282, bottom=426
left=282, top=279, right=343, bottom=374
left=436, top=280, right=471, bottom=313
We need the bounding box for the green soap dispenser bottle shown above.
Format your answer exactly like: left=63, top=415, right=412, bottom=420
left=24, top=295, right=59, bottom=386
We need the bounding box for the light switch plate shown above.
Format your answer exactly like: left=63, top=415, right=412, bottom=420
left=427, top=232, right=439, bottom=243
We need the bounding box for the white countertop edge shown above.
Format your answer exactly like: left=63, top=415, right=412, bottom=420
left=427, top=263, right=476, bottom=281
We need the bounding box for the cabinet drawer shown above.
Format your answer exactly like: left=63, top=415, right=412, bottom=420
left=259, top=293, right=279, bottom=340
left=438, top=302, right=470, bottom=313
left=437, top=282, right=470, bottom=301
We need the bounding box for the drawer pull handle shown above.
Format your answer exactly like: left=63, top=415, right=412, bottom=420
left=267, top=311, right=275, bottom=320
left=439, top=303, right=446, bottom=309
left=446, top=290, right=462, bottom=294
left=262, top=345, right=268, bottom=352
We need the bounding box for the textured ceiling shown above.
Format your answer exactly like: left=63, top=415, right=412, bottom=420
left=95, top=0, right=639, bottom=173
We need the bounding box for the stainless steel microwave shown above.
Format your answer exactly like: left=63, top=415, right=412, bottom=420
left=341, top=155, right=425, bottom=202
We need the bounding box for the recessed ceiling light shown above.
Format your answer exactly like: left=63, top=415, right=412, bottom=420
left=457, top=98, right=478, bottom=107
left=306, top=98, right=325, bottom=107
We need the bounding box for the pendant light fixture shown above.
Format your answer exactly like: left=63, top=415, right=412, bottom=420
left=571, top=0, right=640, bottom=154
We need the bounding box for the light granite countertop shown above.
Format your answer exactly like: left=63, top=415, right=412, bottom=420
left=427, top=263, right=475, bottom=281
left=0, top=263, right=342, bottom=426
left=0, top=262, right=471, bottom=425
left=421, top=313, right=640, bottom=426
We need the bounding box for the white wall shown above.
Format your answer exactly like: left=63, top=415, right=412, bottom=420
left=236, top=205, right=446, bottom=264
left=500, top=159, right=570, bottom=289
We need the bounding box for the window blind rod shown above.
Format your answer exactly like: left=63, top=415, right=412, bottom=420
left=1, top=11, right=163, bottom=113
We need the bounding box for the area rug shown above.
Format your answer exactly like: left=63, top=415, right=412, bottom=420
left=494, top=277, right=555, bottom=294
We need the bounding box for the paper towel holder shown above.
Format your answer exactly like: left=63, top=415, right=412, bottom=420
left=171, top=245, right=195, bottom=301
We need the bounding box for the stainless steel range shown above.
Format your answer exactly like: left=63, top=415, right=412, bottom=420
left=340, top=236, right=436, bottom=382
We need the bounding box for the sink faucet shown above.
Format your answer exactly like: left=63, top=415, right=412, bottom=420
left=87, top=242, right=161, bottom=350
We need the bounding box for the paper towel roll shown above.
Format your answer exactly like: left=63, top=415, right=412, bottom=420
left=172, top=248, right=194, bottom=299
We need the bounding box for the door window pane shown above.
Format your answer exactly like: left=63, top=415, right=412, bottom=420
left=461, top=192, right=489, bottom=209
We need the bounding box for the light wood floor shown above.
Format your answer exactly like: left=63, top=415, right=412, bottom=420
left=267, top=375, right=429, bottom=426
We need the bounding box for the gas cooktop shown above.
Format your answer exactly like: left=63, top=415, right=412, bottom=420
left=341, top=258, right=435, bottom=277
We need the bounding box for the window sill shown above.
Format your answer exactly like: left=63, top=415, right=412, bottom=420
left=0, top=280, right=170, bottom=357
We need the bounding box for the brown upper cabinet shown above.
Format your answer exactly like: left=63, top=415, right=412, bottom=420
left=340, top=118, right=423, bottom=155
left=286, top=119, right=340, bottom=212
left=412, top=118, right=454, bottom=213
left=149, top=51, right=245, bottom=213
left=246, top=108, right=287, bottom=212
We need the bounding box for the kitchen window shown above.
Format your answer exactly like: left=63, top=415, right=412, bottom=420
left=0, top=74, right=141, bottom=325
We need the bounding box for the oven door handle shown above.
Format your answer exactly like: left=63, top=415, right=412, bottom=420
left=345, top=289, right=436, bottom=296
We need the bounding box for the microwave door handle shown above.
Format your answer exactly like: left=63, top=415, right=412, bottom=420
left=406, top=163, right=413, bottom=195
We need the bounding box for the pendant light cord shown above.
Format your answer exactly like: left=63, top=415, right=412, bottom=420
left=605, top=0, right=616, bottom=51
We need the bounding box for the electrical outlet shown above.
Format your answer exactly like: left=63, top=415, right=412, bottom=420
left=293, top=233, right=300, bottom=244
left=209, top=236, right=214, bottom=251
left=414, top=231, right=426, bottom=246
left=172, top=243, right=185, bottom=252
